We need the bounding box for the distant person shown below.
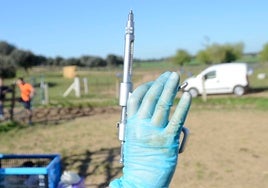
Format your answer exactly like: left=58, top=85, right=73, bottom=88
left=16, top=77, right=35, bottom=125
left=0, top=77, right=12, bottom=120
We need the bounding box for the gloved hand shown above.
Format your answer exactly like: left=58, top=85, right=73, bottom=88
left=109, top=72, right=192, bottom=188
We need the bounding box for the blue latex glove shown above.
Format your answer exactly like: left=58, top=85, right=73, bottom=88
left=110, top=72, right=192, bottom=188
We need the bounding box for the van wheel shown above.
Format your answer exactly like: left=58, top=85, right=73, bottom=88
left=188, top=88, right=199, bottom=98
left=233, top=86, right=245, bottom=96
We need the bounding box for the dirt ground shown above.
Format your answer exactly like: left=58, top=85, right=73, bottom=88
left=87, top=108, right=268, bottom=188
left=171, top=109, right=268, bottom=188
left=1, top=107, right=268, bottom=188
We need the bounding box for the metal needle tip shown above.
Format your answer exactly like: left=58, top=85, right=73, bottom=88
left=178, top=82, right=188, bottom=90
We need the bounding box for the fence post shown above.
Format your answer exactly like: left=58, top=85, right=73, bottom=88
left=44, top=83, right=49, bottom=104
left=9, top=84, right=16, bottom=121
left=63, top=77, right=81, bottom=98
left=202, top=76, right=207, bottom=102
left=83, top=77, right=89, bottom=95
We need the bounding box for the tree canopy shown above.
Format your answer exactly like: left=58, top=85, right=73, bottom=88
left=0, top=40, right=125, bottom=78
left=0, top=39, right=267, bottom=79
left=196, top=42, right=244, bottom=64
left=172, top=49, right=191, bottom=66
left=259, top=43, right=268, bottom=63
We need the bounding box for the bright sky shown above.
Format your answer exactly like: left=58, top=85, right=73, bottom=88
left=1, top=0, right=267, bottom=59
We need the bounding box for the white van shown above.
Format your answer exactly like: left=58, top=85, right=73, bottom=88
left=183, top=63, right=251, bottom=97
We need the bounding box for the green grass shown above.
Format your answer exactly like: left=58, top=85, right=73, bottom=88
left=0, top=121, right=24, bottom=132
left=188, top=96, right=268, bottom=111
left=3, top=62, right=268, bottom=110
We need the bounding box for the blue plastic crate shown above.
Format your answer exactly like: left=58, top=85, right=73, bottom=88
left=0, top=154, right=61, bottom=188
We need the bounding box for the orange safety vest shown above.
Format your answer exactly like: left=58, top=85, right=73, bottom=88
left=18, top=83, right=33, bottom=101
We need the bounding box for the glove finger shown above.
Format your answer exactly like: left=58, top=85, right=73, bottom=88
left=165, top=92, right=191, bottom=136
left=151, top=72, right=179, bottom=127
left=137, top=72, right=171, bottom=119
left=127, top=81, right=153, bottom=118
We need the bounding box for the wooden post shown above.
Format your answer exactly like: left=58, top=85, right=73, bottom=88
left=9, top=84, right=16, bottom=121
left=74, top=77, right=81, bottom=97
left=43, top=83, right=49, bottom=105
left=202, top=76, right=207, bottom=102
left=63, top=77, right=81, bottom=98
left=83, top=77, right=89, bottom=95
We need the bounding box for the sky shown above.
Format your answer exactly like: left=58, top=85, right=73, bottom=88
left=0, top=0, right=267, bottom=59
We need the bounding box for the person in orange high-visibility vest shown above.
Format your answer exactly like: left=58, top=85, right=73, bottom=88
left=16, top=77, right=35, bottom=125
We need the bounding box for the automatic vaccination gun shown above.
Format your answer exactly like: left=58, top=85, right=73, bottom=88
left=117, top=11, right=189, bottom=164
left=117, top=10, right=135, bottom=164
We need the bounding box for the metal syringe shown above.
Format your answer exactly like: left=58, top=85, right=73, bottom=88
left=117, top=10, right=135, bottom=164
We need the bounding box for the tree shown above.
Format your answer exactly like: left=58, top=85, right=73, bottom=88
left=259, top=43, right=268, bottom=63
left=54, top=56, right=64, bottom=66
left=224, top=43, right=244, bottom=62
left=0, top=55, right=16, bottom=78
left=10, top=49, right=35, bottom=73
left=34, top=55, right=47, bottom=66
left=106, top=54, right=123, bottom=67
left=206, top=44, right=226, bottom=63
left=196, top=42, right=244, bottom=64
left=92, top=57, right=107, bottom=67
left=0, top=41, right=16, bottom=55
left=173, top=49, right=191, bottom=66
left=62, top=58, right=81, bottom=66
left=80, top=55, right=94, bottom=67
left=80, top=56, right=107, bottom=67
left=196, top=50, right=211, bottom=64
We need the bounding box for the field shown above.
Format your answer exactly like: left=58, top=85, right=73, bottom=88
left=1, top=62, right=268, bottom=187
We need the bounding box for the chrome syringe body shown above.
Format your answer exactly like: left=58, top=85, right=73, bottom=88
left=118, top=10, right=135, bottom=164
